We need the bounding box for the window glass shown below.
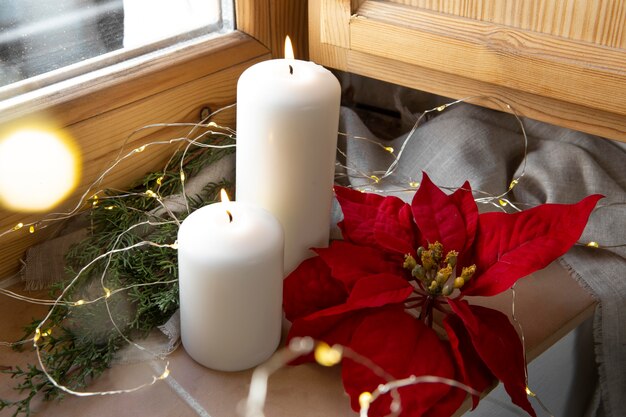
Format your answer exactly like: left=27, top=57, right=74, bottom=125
left=0, top=0, right=233, bottom=90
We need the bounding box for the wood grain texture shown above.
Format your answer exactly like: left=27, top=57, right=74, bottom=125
left=309, top=0, right=349, bottom=70
left=351, top=0, right=368, bottom=10
left=0, top=41, right=269, bottom=280
left=236, top=0, right=272, bottom=49
left=321, top=0, right=351, bottom=47
left=352, top=1, right=626, bottom=115
left=237, top=0, right=308, bottom=59
left=348, top=50, right=626, bottom=140
left=387, top=0, right=626, bottom=49
left=269, top=0, right=309, bottom=59
left=309, top=0, right=626, bottom=142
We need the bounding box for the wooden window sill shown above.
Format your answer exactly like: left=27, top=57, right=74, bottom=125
left=0, top=261, right=595, bottom=416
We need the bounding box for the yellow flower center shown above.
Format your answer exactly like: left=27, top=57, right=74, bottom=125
left=403, top=242, right=476, bottom=297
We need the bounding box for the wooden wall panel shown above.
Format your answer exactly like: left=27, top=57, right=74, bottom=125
left=236, top=0, right=309, bottom=59
left=309, top=0, right=349, bottom=69
left=269, top=0, right=309, bottom=59
left=321, top=0, right=351, bottom=47
left=386, top=0, right=626, bottom=48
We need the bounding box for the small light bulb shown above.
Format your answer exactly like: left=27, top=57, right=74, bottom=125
left=104, top=287, right=112, bottom=298
left=156, top=176, right=164, bottom=185
left=0, top=127, right=81, bottom=212
left=145, top=190, right=157, bottom=198
left=587, top=241, right=599, bottom=248
left=180, top=171, right=186, bottom=182
left=359, top=392, right=373, bottom=409
left=498, top=199, right=508, bottom=207
left=370, top=175, right=380, bottom=184
left=29, top=225, right=35, bottom=233
left=508, top=179, right=519, bottom=190
left=134, top=145, right=146, bottom=153
left=384, top=146, right=394, bottom=153
left=13, top=222, right=23, bottom=231
left=409, top=181, right=420, bottom=188
left=74, top=299, right=85, bottom=306
left=314, top=342, right=343, bottom=367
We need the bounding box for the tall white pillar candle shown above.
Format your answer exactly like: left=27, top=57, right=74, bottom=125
left=236, top=39, right=341, bottom=274
left=177, top=191, right=284, bottom=371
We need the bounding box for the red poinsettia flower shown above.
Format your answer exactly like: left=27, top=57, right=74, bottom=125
left=284, top=173, right=601, bottom=417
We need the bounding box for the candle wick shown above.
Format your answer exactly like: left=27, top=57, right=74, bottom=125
left=289, top=65, right=293, bottom=75
left=226, top=210, right=233, bottom=223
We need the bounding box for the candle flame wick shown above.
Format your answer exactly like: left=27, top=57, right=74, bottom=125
left=226, top=210, right=233, bottom=223
left=289, top=64, right=293, bottom=75
left=284, top=35, right=295, bottom=60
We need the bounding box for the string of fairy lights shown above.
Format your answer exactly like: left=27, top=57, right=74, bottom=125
left=240, top=336, right=482, bottom=417
left=336, top=95, right=529, bottom=213
left=0, top=97, right=623, bottom=415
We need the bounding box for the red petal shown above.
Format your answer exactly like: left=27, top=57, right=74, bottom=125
left=335, top=186, right=387, bottom=247
left=448, top=299, right=536, bottom=417
left=335, top=186, right=417, bottom=253
left=285, top=271, right=412, bottom=365
left=411, top=173, right=477, bottom=256
left=464, top=194, right=602, bottom=296
left=449, top=181, right=478, bottom=266
left=342, top=307, right=457, bottom=416
left=315, top=241, right=404, bottom=290
left=285, top=275, right=412, bottom=365
left=422, top=383, right=467, bottom=417
left=443, top=312, right=494, bottom=408
left=374, top=196, right=418, bottom=255
left=306, top=273, right=413, bottom=320
left=284, top=257, right=348, bottom=322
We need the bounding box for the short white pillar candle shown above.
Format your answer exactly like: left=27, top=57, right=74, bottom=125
left=177, top=190, right=284, bottom=371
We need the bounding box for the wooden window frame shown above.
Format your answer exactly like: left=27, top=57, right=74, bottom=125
left=0, top=0, right=307, bottom=280
left=309, top=0, right=626, bottom=143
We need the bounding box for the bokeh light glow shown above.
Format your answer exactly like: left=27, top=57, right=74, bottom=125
left=0, top=128, right=81, bottom=212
